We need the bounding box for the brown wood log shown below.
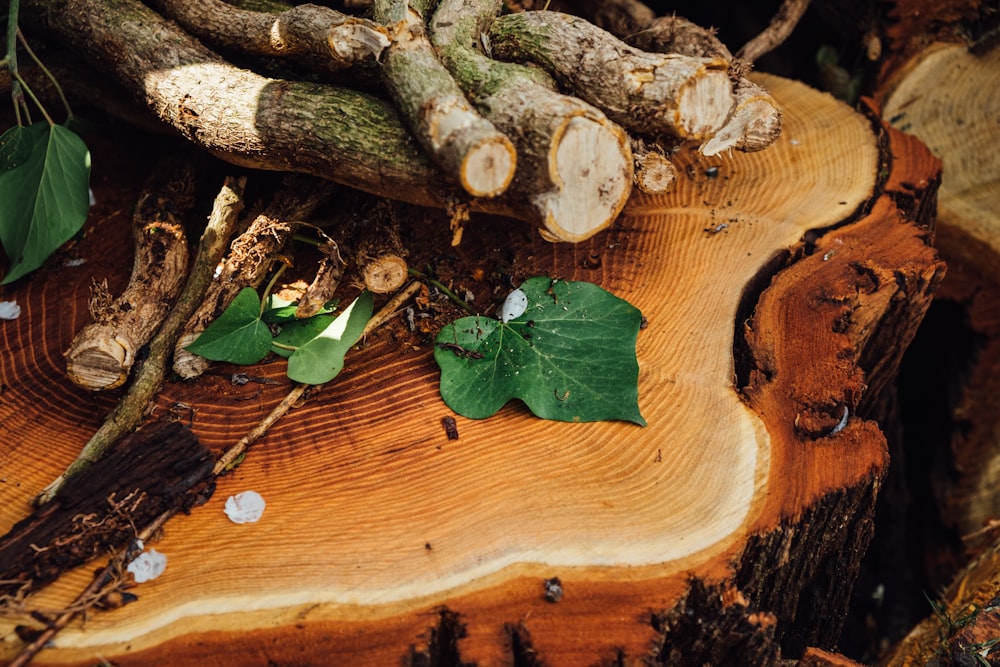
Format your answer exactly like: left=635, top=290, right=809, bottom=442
left=0, top=74, right=942, bottom=665
left=152, top=0, right=392, bottom=74
left=374, top=0, right=517, bottom=198
left=487, top=10, right=735, bottom=141
left=64, top=158, right=194, bottom=391
left=19, top=0, right=627, bottom=242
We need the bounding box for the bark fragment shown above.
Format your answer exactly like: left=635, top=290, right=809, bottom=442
left=296, top=239, right=347, bottom=316
left=0, top=421, right=213, bottom=599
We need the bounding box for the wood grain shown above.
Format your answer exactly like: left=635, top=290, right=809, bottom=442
left=0, top=74, right=940, bottom=665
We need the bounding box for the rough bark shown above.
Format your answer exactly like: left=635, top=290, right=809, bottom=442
left=64, top=158, right=194, bottom=391
left=0, top=73, right=944, bottom=665
left=19, top=0, right=634, bottom=241
left=296, top=239, right=348, bottom=316
left=152, top=0, right=391, bottom=74
left=429, top=0, right=634, bottom=242
left=0, top=422, right=213, bottom=600
left=487, top=10, right=734, bottom=141
left=869, top=20, right=1000, bottom=662
left=591, top=10, right=784, bottom=156
left=373, top=0, right=516, bottom=198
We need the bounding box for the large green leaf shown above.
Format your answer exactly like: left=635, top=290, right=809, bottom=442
left=435, top=277, right=645, bottom=425
left=270, top=313, right=336, bottom=358
left=0, top=123, right=91, bottom=284
left=184, top=287, right=273, bottom=364
left=286, top=291, right=373, bottom=384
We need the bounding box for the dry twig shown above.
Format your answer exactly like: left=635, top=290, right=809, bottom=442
left=36, top=177, right=247, bottom=506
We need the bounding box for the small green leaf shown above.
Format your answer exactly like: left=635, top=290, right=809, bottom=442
left=435, top=277, right=645, bottom=425
left=286, top=291, right=373, bottom=384
left=263, top=296, right=338, bottom=324
left=185, top=287, right=272, bottom=364
left=0, top=123, right=92, bottom=284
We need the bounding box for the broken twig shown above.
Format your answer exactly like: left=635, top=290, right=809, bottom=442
left=37, top=177, right=247, bottom=506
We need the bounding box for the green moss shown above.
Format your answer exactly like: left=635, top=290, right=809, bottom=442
left=487, top=12, right=555, bottom=70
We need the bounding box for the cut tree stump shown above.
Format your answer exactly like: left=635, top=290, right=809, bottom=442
left=0, top=74, right=943, bottom=665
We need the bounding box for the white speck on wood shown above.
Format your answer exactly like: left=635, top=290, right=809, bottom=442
left=225, top=490, right=266, bottom=524
left=0, top=301, right=21, bottom=320
left=127, top=548, right=167, bottom=582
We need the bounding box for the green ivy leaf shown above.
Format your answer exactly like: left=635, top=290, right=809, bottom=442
left=435, top=277, right=645, bottom=425
left=0, top=123, right=91, bottom=284
left=286, top=291, right=373, bottom=384
left=262, top=295, right=338, bottom=324
left=270, top=314, right=336, bottom=358
left=185, top=287, right=272, bottom=364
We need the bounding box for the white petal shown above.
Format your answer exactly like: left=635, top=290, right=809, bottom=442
left=0, top=301, right=21, bottom=320
left=225, top=490, right=266, bottom=524
left=127, top=549, right=167, bottom=583
left=500, top=288, right=528, bottom=323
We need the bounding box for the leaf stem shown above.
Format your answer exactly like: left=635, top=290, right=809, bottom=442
left=4, top=0, right=26, bottom=124
left=270, top=340, right=297, bottom=352
left=260, top=262, right=287, bottom=316
left=4, top=0, right=18, bottom=75
left=215, top=281, right=419, bottom=475
left=291, top=232, right=322, bottom=247
left=17, top=27, right=74, bottom=120
left=407, top=268, right=476, bottom=314
left=11, top=68, right=54, bottom=124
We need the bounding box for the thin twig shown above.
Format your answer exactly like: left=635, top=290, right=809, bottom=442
left=35, top=176, right=247, bottom=506
left=736, top=0, right=811, bottom=63
left=214, top=280, right=422, bottom=475
left=13, top=250, right=421, bottom=665
left=8, top=508, right=176, bottom=667
left=362, top=280, right=422, bottom=336
left=17, top=27, right=74, bottom=119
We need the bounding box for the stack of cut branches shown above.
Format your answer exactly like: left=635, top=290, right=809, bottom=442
left=22, top=0, right=788, bottom=244
left=16, top=0, right=803, bottom=500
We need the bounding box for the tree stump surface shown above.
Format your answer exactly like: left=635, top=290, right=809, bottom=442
left=0, top=74, right=943, bottom=665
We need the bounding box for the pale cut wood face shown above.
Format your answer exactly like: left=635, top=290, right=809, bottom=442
left=884, top=43, right=1000, bottom=270
left=0, top=74, right=878, bottom=658
left=883, top=43, right=1000, bottom=539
